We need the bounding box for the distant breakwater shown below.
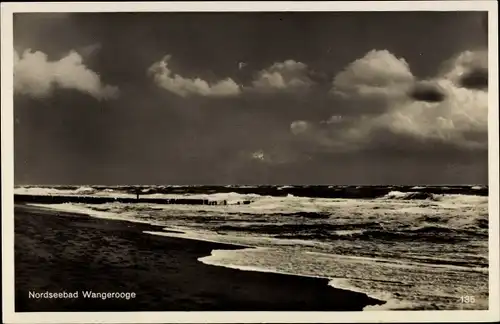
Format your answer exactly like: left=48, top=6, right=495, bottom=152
left=122, top=186, right=488, bottom=198
left=14, top=194, right=252, bottom=206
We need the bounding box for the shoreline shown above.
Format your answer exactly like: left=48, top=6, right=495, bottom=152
left=14, top=203, right=385, bottom=312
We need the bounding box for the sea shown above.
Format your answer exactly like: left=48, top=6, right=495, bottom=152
left=14, top=184, right=489, bottom=311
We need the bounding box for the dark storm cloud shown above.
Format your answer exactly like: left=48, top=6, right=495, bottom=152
left=408, top=81, right=446, bottom=103
left=458, top=67, right=488, bottom=90
left=439, top=50, right=488, bottom=89
left=13, top=11, right=489, bottom=185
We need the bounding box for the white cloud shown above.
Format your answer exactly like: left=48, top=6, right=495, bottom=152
left=149, top=57, right=317, bottom=98
left=251, top=150, right=266, bottom=161
left=373, top=79, right=487, bottom=148
left=440, top=50, right=487, bottom=81
left=290, top=120, right=311, bottom=135
left=249, top=148, right=305, bottom=165
left=250, top=60, right=315, bottom=93
left=321, top=115, right=344, bottom=125
left=148, top=55, right=241, bottom=97
left=332, top=49, right=415, bottom=99
left=299, top=49, right=488, bottom=150
left=14, top=49, right=119, bottom=100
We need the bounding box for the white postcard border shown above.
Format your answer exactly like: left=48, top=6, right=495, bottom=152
left=2, top=2, right=499, bottom=323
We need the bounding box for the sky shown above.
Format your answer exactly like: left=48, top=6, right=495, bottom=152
left=13, top=11, right=489, bottom=185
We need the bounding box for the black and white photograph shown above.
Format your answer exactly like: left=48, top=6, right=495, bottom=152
left=2, top=1, right=499, bottom=323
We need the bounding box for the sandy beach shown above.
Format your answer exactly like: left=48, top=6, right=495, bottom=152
left=14, top=204, right=384, bottom=312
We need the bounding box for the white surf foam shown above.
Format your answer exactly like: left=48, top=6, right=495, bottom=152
left=27, top=203, right=158, bottom=225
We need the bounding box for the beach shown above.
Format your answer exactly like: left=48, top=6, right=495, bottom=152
left=15, top=204, right=384, bottom=312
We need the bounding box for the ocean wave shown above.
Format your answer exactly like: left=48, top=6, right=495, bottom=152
left=14, top=184, right=488, bottom=200
left=272, top=226, right=484, bottom=244
left=381, top=191, right=437, bottom=200
left=74, top=186, right=96, bottom=194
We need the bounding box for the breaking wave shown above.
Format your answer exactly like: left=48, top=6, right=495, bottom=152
left=381, top=191, right=437, bottom=200
left=14, top=184, right=488, bottom=200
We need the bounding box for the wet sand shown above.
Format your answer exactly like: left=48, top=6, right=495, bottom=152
left=14, top=204, right=384, bottom=312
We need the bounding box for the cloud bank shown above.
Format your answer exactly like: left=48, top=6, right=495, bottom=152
left=148, top=50, right=487, bottom=152
left=249, top=60, right=315, bottom=93
left=441, top=50, right=488, bottom=90
left=14, top=49, right=119, bottom=100
left=293, top=49, right=488, bottom=151
left=149, top=56, right=316, bottom=97
left=148, top=55, right=241, bottom=98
